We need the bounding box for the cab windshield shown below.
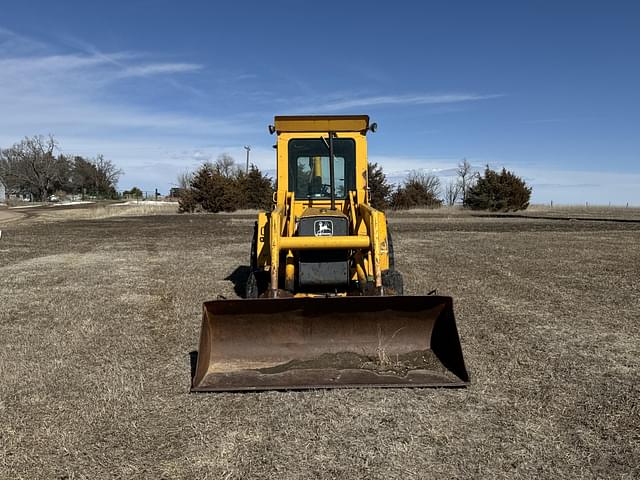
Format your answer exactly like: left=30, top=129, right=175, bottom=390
left=288, top=138, right=356, bottom=199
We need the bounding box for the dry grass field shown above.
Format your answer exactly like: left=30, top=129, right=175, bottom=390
left=1, top=206, right=638, bottom=479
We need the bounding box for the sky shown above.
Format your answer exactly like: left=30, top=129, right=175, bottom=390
left=0, top=0, right=639, bottom=204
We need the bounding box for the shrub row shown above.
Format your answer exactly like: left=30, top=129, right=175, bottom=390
left=369, top=163, right=531, bottom=211
left=179, top=158, right=531, bottom=213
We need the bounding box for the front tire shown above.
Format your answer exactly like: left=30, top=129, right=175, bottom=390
left=245, top=270, right=269, bottom=298
left=382, top=269, right=404, bottom=295
left=387, top=226, right=396, bottom=270
left=246, top=221, right=266, bottom=298
left=250, top=222, right=258, bottom=270
left=383, top=226, right=403, bottom=294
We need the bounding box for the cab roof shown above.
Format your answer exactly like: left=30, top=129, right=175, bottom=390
left=273, top=115, right=370, bottom=134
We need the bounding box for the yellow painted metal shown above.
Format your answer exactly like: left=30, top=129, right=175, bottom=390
left=356, top=203, right=390, bottom=285
left=252, top=115, right=393, bottom=291
left=354, top=252, right=367, bottom=285
left=280, top=235, right=370, bottom=250
left=269, top=206, right=284, bottom=293
left=256, top=212, right=269, bottom=268
left=274, top=115, right=369, bottom=134
left=285, top=192, right=296, bottom=291
left=285, top=252, right=295, bottom=291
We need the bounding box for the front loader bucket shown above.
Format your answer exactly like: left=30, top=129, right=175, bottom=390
left=191, top=296, right=469, bottom=392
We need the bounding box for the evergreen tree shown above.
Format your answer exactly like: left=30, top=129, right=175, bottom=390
left=367, top=162, right=392, bottom=209
left=464, top=166, right=531, bottom=211
left=243, top=164, right=273, bottom=209
left=178, top=160, right=273, bottom=213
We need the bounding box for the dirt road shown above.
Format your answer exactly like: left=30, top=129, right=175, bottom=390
left=0, top=208, right=25, bottom=224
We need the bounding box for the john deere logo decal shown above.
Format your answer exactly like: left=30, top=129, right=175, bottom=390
left=314, top=219, right=333, bottom=236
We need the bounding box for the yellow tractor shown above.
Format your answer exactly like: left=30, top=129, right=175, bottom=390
left=191, top=115, right=468, bottom=391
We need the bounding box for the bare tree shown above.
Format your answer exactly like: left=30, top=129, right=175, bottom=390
left=407, top=171, right=442, bottom=198
left=391, top=171, right=443, bottom=209
left=0, top=136, right=123, bottom=200
left=456, top=158, right=477, bottom=204
left=176, top=169, right=193, bottom=190
left=92, top=154, right=122, bottom=196
left=214, top=153, right=240, bottom=178
left=0, top=135, right=66, bottom=201
left=444, top=180, right=462, bottom=206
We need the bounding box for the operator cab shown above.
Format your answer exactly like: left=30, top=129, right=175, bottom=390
left=287, top=137, right=356, bottom=200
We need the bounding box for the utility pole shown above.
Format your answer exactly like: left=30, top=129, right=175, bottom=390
left=244, top=145, right=251, bottom=174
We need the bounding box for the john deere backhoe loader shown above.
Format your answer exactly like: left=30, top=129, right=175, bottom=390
left=191, top=115, right=469, bottom=391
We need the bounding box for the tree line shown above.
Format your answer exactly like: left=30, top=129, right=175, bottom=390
left=368, top=159, right=532, bottom=211
left=1, top=135, right=530, bottom=211
left=180, top=155, right=531, bottom=213
left=0, top=135, right=122, bottom=201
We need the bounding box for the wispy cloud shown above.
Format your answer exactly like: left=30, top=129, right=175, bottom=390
left=0, top=27, right=508, bottom=194
left=0, top=28, right=249, bottom=137
left=0, top=50, right=200, bottom=89
left=534, top=183, right=600, bottom=188
left=368, top=155, right=461, bottom=174
left=278, top=92, right=504, bottom=114
left=0, top=26, right=48, bottom=54
left=318, top=93, right=504, bottom=111
left=117, top=62, right=202, bottom=78
left=0, top=27, right=259, bottom=191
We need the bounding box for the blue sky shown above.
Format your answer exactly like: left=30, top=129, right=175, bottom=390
left=1, top=0, right=638, bottom=204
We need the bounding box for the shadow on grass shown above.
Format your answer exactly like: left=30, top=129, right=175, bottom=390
left=225, top=265, right=251, bottom=298
left=189, top=350, right=198, bottom=380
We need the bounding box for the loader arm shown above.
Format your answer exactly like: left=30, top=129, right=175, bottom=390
left=265, top=190, right=391, bottom=295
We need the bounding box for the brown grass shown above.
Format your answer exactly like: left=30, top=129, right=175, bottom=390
left=393, top=204, right=640, bottom=221
left=35, top=202, right=179, bottom=222
left=0, top=210, right=638, bottom=479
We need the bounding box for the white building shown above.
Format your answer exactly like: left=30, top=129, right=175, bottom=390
left=0, top=179, right=5, bottom=204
